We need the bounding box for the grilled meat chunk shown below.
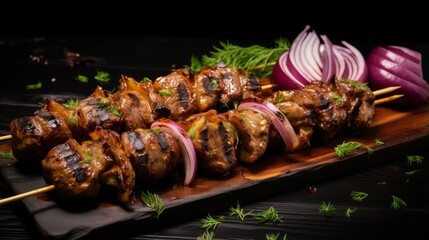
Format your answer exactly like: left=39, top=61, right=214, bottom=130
left=121, top=128, right=181, bottom=182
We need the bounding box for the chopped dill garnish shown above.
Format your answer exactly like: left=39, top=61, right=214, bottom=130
left=391, top=195, right=407, bottom=209
left=405, top=169, right=421, bottom=175
left=68, top=115, right=77, bottom=126
left=345, top=207, right=357, bottom=218
left=0, top=151, right=14, bottom=159
left=25, top=81, right=42, bottom=90
left=406, top=155, right=424, bottom=165
left=159, top=89, right=173, bottom=96
left=339, top=78, right=369, bottom=91
left=253, top=206, right=283, bottom=223
left=351, top=191, right=368, bottom=202
left=94, top=70, right=111, bottom=83
left=79, top=150, right=92, bottom=164
left=191, top=38, right=290, bottom=78
left=266, top=233, right=288, bottom=240
left=375, top=139, right=384, bottom=146
left=197, top=230, right=214, bottom=240
left=63, top=99, right=79, bottom=109
left=75, top=75, right=89, bottom=83
left=201, top=214, right=224, bottom=231
left=140, top=77, right=151, bottom=83
left=141, top=191, right=165, bottom=218
left=229, top=201, right=253, bottom=221
left=97, top=98, right=109, bottom=109
left=335, top=141, right=373, bottom=158
left=319, top=202, right=336, bottom=217
left=108, top=105, right=123, bottom=118
left=331, top=92, right=343, bottom=105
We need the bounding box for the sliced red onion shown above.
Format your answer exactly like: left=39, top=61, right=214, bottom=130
left=238, top=98, right=299, bottom=152
left=272, top=25, right=367, bottom=90
left=151, top=119, right=197, bottom=186
left=367, top=45, right=429, bottom=106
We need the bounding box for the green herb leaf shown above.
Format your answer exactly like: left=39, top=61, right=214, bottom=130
left=63, top=99, right=79, bottom=109
left=141, top=191, right=165, bottom=218
left=391, top=195, right=407, bottom=209
left=159, top=89, right=173, bottom=96
left=331, top=92, right=344, bottom=105
left=108, top=105, right=123, bottom=118
left=346, top=207, right=357, bottom=218
left=79, top=150, right=92, bottom=164
left=197, top=230, right=214, bottom=240
left=76, top=75, right=89, bottom=83
left=265, top=233, right=288, bottom=240
left=375, top=139, right=384, bottom=146
left=192, top=38, right=290, bottom=78
left=201, top=214, right=224, bottom=231
left=339, top=78, right=369, bottom=91
left=94, top=70, right=111, bottom=83
left=406, top=155, right=424, bottom=165
left=319, top=202, right=336, bottom=217
left=405, top=169, right=421, bottom=175
left=351, top=191, right=369, bottom=202
left=0, top=151, right=14, bottom=159
left=140, top=77, right=151, bottom=83
left=25, top=81, right=42, bottom=90
left=229, top=201, right=253, bottom=221
left=68, top=115, right=77, bottom=126
left=335, top=141, right=362, bottom=158
left=253, top=206, right=283, bottom=223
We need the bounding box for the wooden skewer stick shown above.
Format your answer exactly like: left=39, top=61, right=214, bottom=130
left=374, top=94, right=404, bottom=105
left=0, top=185, right=55, bottom=205
left=373, top=86, right=401, bottom=96
left=0, top=135, right=11, bottom=141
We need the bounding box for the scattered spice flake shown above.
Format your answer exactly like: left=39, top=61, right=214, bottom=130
left=345, top=207, right=358, bottom=218
left=25, top=81, right=42, bottom=90
left=76, top=75, right=89, bottom=83
left=391, top=195, right=407, bottom=209
left=406, top=155, right=424, bottom=165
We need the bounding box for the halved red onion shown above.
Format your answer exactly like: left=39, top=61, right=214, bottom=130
left=238, top=98, right=299, bottom=152
left=272, top=25, right=367, bottom=90
left=151, top=119, right=197, bottom=186
left=367, top=45, right=429, bottom=106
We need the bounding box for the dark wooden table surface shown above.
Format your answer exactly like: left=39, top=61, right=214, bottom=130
left=1, top=34, right=429, bottom=240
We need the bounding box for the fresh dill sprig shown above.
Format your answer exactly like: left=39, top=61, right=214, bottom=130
left=345, top=207, right=357, bottom=218
left=197, top=230, right=214, bottom=240
left=266, top=233, right=288, bottom=240
left=339, top=78, right=369, bottom=91
left=26, top=81, right=42, bottom=90
left=374, top=139, right=384, bottom=146
left=108, top=105, right=123, bottom=118
left=319, top=202, right=336, bottom=217
left=141, top=191, right=165, bottom=218
left=94, top=70, right=111, bottom=83
left=229, top=201, right=253, bottom=221
left=79, top=150, right=92, bottom=164
left=63, top=99, right=79, bottom=109
left=334, top=141, right=373, bottom=158
left=331, top=92, right=344, bottom=105
left=191, top=38, right=290, bottom=78
left=0, top=151, right=14, bottom=159
left=140, top=77, right=151, bottom=83
left=68, top=115, right=77, bottom=126
left=405, top=169, right=421, bottom=175
left=159, top=89, right=173, bottom=96
left=391, top=195, right=407, bottom=209
left=351, top=191, right=368, bottom=202
left=406, top=155, right=424, bottom=165
left=76, top=75, right=89, bottom=83
left=201, top=214, right=224, bottom=231
left=253, top=206, right=283, bottom=223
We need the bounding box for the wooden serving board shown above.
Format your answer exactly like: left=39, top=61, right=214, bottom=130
left=1, top=104, right=429, bottom=240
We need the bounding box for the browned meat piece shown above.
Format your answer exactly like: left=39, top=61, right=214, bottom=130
left=41, top=139, right=102, bottom=201
left=240, top=75, right=263, bottom=99
left=225, top=109, right=270, bottom=163
left=334, top=79, right=375, bottom=133
left=153, top=69, right=198, bottom=121
left=180, top=110, right=238, bottom=176
left=34, top=111, right=73, bottom=153
left=216, top=65, right=243, bottom=105
left=121, top=128, right=181, bottom=182
left=193, top=67, right=222, bottom=112
left=9, top=116, right=44, bottom=163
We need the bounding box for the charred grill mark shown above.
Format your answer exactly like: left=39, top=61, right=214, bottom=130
left=203, top=76, right=214, bottom=93
left=218, top=122, right=234, bottom=164
left=127, top=93, right=140, bottom=106
left=128, top=132, right=145, bottom=152
left=137, top=154, right=148, bottom=167
left=246, top=77, right=260, bottom=90
left=177, top=82, right=190, bottom=108
left=59, top=142, right=86, bottom=183
left=153, top=102, right=171, bottom=119
left=39, top=112, right=62, bottom=129
left=155, top=131, right=169, bottom=151
left=200, top=126, right=209, bottom=151
left=38, top=112, right=55, bottom=121
left=222, top=72, right=232, bottom=80
left=19, top=117, right=36, bottom=133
